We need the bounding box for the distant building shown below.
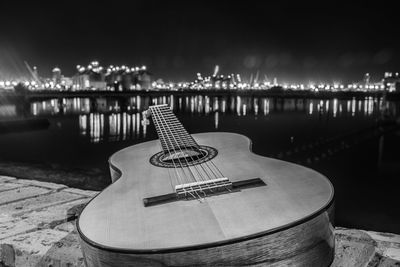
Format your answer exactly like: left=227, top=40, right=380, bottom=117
left=106, top=68, right=152, bottom=91
left=73, top=61, right=106, bottom=90
left=137, top=70, right=152, bottom=90
left=72, top=74, right=90, bottom=90
left=90, top=81, right=107, bottom=90
left=363, top=73, right=370, bottom=85
left=383, top=72, right=400, bottom=92
left=72, top=74, right=106, bottom=90
left=61, top=77, right=73, bottom=88
left=52, top=67, right=62, bottom=84
left=72, top=61, right=152, bottom=91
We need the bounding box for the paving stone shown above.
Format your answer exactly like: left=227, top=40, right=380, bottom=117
left=365, top=230, right=400, bottom=246
left=0, top=198, right=90, bottom=240
left=0, top=176, right=16, bottom=183
left=1, top=191, right=85, bottom=216
left=333, top=228, right=400, bottom=266
left=63, top=187, right=98, bottom=198
left=0, top=187, right=51, bottom=206
left=14, top=179, right=68, bottom=191
left=0, top=228, right=84, bottom=267
left=0, top=183, right=28, bottom=193
left=383, top=247, right=400, bottom=261
left=54, top=221, right=77, bottom=233
left=0, top=219, right=37, bottom=242
left=333, top=229, right=377, bottom=266
left=0, top=243, right=15, bottom=267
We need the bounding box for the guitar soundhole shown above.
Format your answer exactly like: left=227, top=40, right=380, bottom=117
left=150, top=145, right=218, bottom=168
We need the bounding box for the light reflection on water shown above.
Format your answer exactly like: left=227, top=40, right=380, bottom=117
left=22, top=95, right=395, bottom=143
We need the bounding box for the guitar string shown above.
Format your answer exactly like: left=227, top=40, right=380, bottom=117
left=158, top=107, right=210, bottom=182
left=153, top=106, right=216, bottom=197
left=159, top=106, right=230, bottom=193
left=152, top=106, right=203, bottom=200
left=151, top=104, right=229, bottom=197
left=178, top=132, right=230, bottom=192
left=157, top=106, right=217, bottom=194
left=151, top=106, right=203, bottom=200
left=152, top=106, right=200, bottom=183
left=160, top=106, right=225, bottom=180
left=162, top=105, right=232, bottom=195
left=151, top=112, right=178, bottom=191
left=163, top=98, right=231, bottom=192
left=149, top=106, right=183, bottom=186
left=166, top=120, right=219, bottom=182
left=167, top=122, right=217, bottom=181
left=159, top=106, right=220, bottom=183
left=151, top=106, right=198, bottom=199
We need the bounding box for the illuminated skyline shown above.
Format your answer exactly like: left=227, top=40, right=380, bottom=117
left=0, top=1, right=399, bottom=83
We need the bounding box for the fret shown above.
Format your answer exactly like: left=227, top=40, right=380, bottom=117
left=149, top=105, right=199, bottom=153
left=155, top=129, right=194, bottom=142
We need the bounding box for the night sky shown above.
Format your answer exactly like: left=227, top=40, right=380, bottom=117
left=0, top=1, right=399, bottom=83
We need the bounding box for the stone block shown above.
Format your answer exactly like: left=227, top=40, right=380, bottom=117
left=54, top=221, right=77, bottom=233
left=2, top=191, right=85, bottom=216
left=0, top=228, right=84, bottom=267
left=0, top=176, right=16, bottom=183
left=14, top=179, right=67, bottom=191
left=364, top=230, right=400, bottom=246
left=0, top=243, right=15, bottom=267
left=0, top=219, right=37, bottom=242
left=0, top=198, right=90, bottom=240
left=63, top=188, right=98, bottom=198
left=332, top=230, right=378, bottom=266
left=0, top=183, right=28, bottom=193
left=333, top=228, right=400, bottom=266
left=383, top=247, right=400, bottom=261
left=0, top=187, right=51, bottom=206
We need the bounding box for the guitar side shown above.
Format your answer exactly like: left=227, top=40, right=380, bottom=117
left=78, top=132, right=334, bottom=267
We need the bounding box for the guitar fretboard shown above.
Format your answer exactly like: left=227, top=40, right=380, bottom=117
left=149, top=105, right=199, bottom=153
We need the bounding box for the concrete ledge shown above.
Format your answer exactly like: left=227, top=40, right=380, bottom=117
left=1, top=176, right=399, bottom=267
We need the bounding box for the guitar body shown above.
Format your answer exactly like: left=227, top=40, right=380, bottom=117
left=78, top=132, right=334, bottom=267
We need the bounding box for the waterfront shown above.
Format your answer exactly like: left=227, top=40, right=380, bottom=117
left=0, top=94, right=399, bottom=234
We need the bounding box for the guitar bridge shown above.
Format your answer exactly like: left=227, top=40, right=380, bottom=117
left=143, top=178, right=266, bottom=207
left=175, top=178, right=232, bottom=198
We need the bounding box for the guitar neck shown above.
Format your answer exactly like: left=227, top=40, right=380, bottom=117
left=149, top=105, right=199, bottom=153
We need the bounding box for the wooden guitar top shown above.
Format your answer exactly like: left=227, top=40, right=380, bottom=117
left=78, top=132, right=334, bottom=252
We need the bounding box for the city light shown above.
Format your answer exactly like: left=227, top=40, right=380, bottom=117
left=0, top=60, right=398, bottom=93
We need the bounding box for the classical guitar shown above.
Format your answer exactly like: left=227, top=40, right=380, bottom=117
left=78, top=104, right=335, bottom=266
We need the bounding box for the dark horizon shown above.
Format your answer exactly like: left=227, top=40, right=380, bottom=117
left=0, top=1, right=399, bottom=83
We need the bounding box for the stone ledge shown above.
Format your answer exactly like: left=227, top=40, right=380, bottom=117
left=63, top=188, right=98, bottom=198
left=1, top=228, right=84, bottom=267
left=0, top=198, right=90, bottom=240
left=0, top=177, right=399, bottom=267
left=0, top=176, right=17, bottom=183
left=0, top=183, right=29, bottom=193
left=0, top=187, right=52, bottom=206
left=12, top=179, right=68, bottom=191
